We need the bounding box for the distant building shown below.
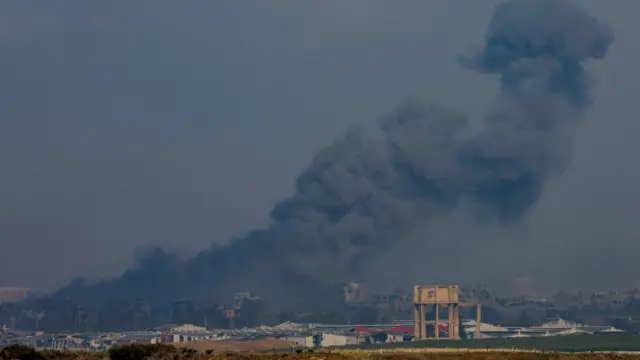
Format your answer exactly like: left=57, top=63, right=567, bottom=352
left=462, top=317, right=624, bottom=339
left=285, top=335, right=314, bottom=347
left=111, top=333, right=160, bottom=345
left=320, top=333, right=359, bottom=347
left=171, top=324, right=207, bottom=333
left=535, top=318, right=583, bottom=329
left=343, top=283, right=368, bottom=304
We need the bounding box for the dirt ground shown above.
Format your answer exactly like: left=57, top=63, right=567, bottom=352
left=173, top=338, right=295, bottom=352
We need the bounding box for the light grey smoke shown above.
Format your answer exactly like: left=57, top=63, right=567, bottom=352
left=55, top=0, right=614, bottom=307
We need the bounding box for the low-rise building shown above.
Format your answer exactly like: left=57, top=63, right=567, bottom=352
left=171, top=324, right=207, bottom=333
left=320, top=333, right=359, bottom=347
left=284, top=334, right=314, bottom=347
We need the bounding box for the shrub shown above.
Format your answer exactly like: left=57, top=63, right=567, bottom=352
left=107, top=343, right=176, bottom=360
left=0, top=344, right=44, bottom=360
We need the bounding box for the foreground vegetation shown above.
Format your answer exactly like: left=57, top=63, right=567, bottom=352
left=343, top=333, right=640, bottom=352
left=3, top=339, right=640, bottom=360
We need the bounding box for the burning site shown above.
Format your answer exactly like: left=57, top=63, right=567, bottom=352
left=6, top=0, right=616, bottom=332
left=53, top=0, right=614, bottom=307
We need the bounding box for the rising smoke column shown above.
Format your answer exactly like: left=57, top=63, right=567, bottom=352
left=54, top=0, right=614, bottom=307
left=457, top=0, right=614, bottom=219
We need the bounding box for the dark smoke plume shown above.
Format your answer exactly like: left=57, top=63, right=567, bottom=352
left=54, top=0, right=614, bottom=307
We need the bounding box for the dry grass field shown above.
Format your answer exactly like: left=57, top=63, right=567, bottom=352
left=4, top=339, right=640, bottom=360
left=173, top=338, right=296, bottom=352
left=3, top=346, right=640, bottom=360
left=334, top=348, right=640, bottom=359
left=343, top=334, right=640, bottom=353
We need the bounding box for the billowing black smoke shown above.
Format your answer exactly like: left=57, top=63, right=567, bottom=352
left=55, top=0, right=614, bottom=307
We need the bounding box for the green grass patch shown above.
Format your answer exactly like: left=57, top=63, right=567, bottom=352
left=342, top=333, right=640, bottom=352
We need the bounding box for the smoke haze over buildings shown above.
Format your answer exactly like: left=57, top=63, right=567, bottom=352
left=50, top=0, right=614, bottom=306
left=1, top=0, right=638, bottom=304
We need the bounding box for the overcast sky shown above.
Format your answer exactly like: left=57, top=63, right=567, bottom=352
left=1, top=0, right=639, bottom=294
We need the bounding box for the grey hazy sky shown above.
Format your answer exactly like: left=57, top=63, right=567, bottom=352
left=1, top=0, right=639, bottom=293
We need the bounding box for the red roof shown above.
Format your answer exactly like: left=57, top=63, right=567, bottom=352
left=385, top=325, right=413, bottom=333
left=354, top=325, right=376, bottom=333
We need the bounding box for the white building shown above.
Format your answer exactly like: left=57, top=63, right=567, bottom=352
left=464, top=320, right=511, bottom=338
left=285, top=335, right=314, bottom=347
left=171, top=324, right=207, bottom=333
left=171, top=332, right=218, bottom=343
left=386, top=334, right=405, bottom=343
left=534, top=318, right=584, bottom=329
left=320, top=333, right=359, bottom=347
